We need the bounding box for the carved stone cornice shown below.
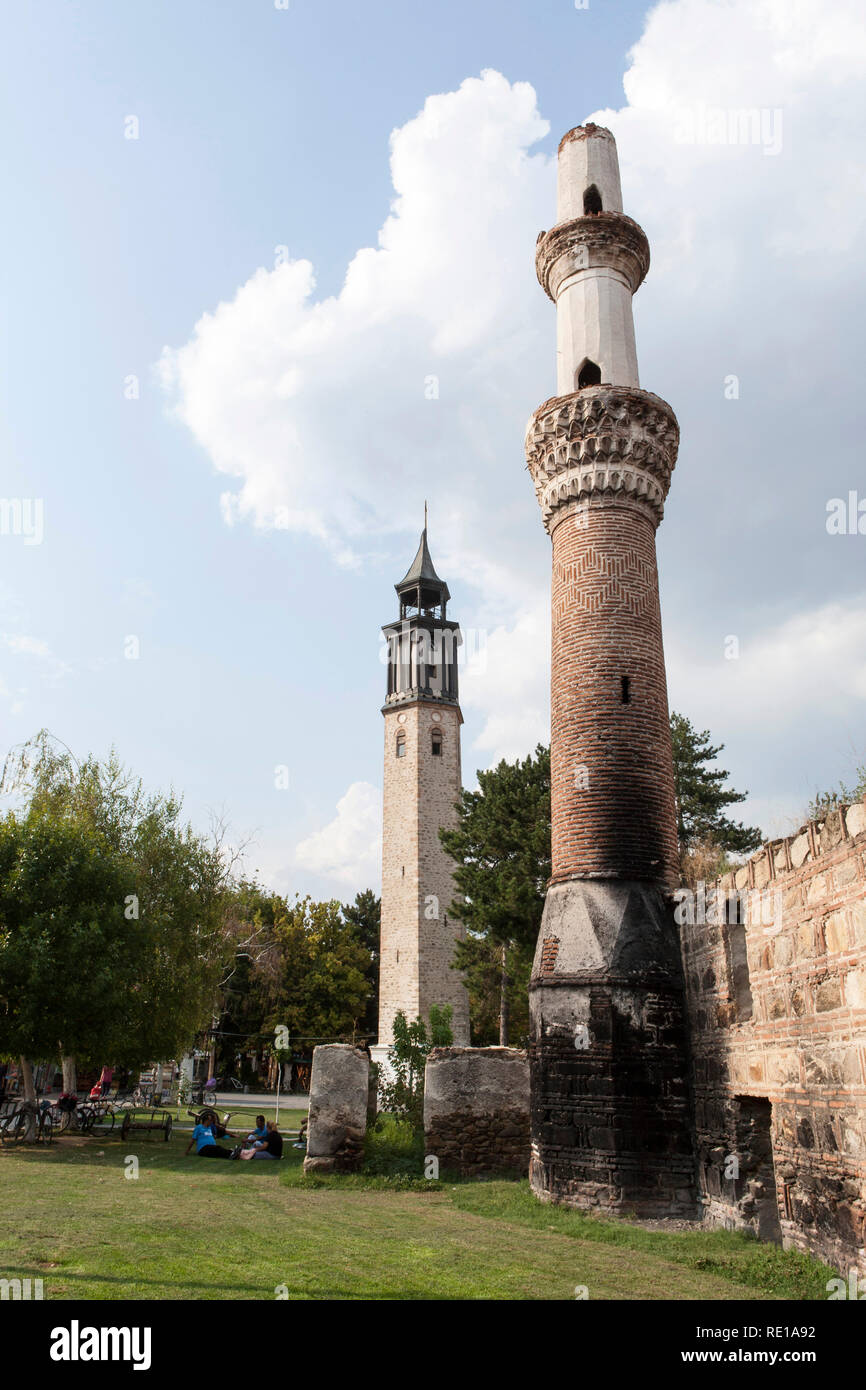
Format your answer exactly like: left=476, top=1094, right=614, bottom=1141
left=525, top=386, right=679, bottom=530
left=535, top=213, right=650, bottom=301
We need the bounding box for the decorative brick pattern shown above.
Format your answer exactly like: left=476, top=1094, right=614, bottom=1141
left=548, top=504, right=679, bottom=890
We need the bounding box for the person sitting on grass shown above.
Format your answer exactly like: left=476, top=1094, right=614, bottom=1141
left=206, top=1109, right=237, bottom=1143
left=185, top=1115, right=236, bottom=1160
left=245, top=1114, right=268, bottom=1145
left=240, top=1120, right=283, bottom=1161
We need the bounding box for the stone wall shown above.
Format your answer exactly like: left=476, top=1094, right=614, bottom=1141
left=303, top=1045, right=369, bottom=1175
left=681, top=801, right=866, bottom=1275
left=424, top=1047, right=530, bottom=1176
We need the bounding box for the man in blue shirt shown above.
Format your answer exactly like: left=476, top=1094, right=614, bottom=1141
left=185, top=1119, right=235, bottom=1159
left=245, top=1114, right=268, bottom=1144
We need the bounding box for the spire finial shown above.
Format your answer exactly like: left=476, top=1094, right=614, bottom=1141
left=424, top=499, right=428, bottom=533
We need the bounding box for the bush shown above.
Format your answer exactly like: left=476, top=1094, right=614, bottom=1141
left=377, top=1005, right=453, bottom=1132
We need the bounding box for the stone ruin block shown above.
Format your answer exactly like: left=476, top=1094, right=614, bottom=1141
left=303, top=1044, right=369, bottom=1175
left=424, top=1046, right=530, bottom=1177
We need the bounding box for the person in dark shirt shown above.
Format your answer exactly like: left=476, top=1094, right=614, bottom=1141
left=240, top=1121, right=282, bottom=1160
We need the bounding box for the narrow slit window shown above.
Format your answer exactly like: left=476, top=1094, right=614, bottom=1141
left=431, top=730, right=442, bottom=757
left=396, top=733, right=406, bottom=757
left=621, top=675, right=631, bottom=704
left=583, top=183, right=603, bottom=215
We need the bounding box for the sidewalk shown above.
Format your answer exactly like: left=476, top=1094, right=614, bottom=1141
left=203, top=1091, right=309, bottom=1110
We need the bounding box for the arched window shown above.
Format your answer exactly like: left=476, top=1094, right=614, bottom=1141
left=396, top=732, right=406, bottom=758
left=577, top=358, right=602, bottom=389
left=583, top=184, right=603, bottom=215
left=431, top=730, right=442, bottom=757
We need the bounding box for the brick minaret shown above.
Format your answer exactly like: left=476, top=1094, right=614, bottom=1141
left=372, top=529, right=470, bottom=1062
left=526, top=125, right=696, bottom=1215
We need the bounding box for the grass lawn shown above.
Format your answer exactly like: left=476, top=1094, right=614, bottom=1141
left=0, top=1131, right=834, bottom=1301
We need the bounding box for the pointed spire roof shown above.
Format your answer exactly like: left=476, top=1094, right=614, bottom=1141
left=395, top=528, right=450, bottom=605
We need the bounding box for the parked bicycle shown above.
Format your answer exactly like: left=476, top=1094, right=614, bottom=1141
left=0, top=1099, right=54, bottom=1146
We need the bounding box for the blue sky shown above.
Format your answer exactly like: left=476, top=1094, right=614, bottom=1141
left=2, top=0, right=864, bottom=898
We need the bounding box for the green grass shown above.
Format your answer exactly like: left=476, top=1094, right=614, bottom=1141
left=0, top=1129, right=835, bottom=1301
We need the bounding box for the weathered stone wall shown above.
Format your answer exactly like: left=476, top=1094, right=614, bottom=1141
left=303, top=1045, right=369, bottom=1175
left=681, top=801, right=866, bottom=1275
left=424, top=1047, right=530, bottom=1176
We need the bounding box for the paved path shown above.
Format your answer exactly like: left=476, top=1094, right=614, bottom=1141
left=204, top=1091, right=309, bottom=1110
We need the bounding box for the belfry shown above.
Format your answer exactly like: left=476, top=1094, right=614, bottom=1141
left=372, top=526, right=470, bottom=1063
left=525, top=125, right=696, bottom=1214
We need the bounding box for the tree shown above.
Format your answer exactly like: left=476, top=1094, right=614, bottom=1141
left=453, top=934, right=534, bottom=1048
left=254, top=896, right=372, bottom=1044
left=0, top=731, right=231, bottom=1086
left=377, top=1005, right=453, bottom=1131
left=0, top=809, right=134, bottom=1108
left=341, top=890, right=380, bottom=1038
left=440, top=746, right=550, bottom=1045
left=670, top=713, right=762, bottom=869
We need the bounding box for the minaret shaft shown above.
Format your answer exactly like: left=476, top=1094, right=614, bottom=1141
left=526, top=125, right=696, bottom=1218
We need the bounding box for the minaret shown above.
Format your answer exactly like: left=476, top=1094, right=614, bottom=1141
left=526, top=125, right=696, bottom=1215
left=373, top=526, right=470, bottom=1059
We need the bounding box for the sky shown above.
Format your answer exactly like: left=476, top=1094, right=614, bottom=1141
left=1, top=0, right=864, bottom=901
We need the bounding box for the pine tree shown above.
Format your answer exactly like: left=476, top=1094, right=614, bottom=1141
left=670, top=711, right=762, bottom=859
left=439, top=746, right=550, bottom=1045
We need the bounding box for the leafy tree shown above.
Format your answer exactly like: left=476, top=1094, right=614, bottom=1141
left=341, top=889, right=380, bottom=1038
left=254, top=896, right=372, bottom=1043
left=440, top=746, right=550, bottom=1045
left=215, top=879, right=283, bottom=1079
left=0, top=810, right=134, bottom=1100
left=377, top=1005, right=453, bottom=1132
left=0, top=731, right=231, bottom=1088
left=670, top=712, right=762, bottom=864
left=455, top=934, right=534, bottom=1047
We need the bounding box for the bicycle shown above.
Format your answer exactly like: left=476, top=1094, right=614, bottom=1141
left=0, top=1101, right=53, bottom=1145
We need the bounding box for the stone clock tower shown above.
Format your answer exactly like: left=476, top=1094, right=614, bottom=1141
left=372, top=528, right=470, bottom=1063
left=525, top=125, right=696, bottom=1215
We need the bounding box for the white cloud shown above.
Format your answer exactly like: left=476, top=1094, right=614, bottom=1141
left=158, top=69, right=552, bottom=565
left=294, top=781, right=382, bottom=890
left=2, top=634, right=51, bottom=659
left=668, top=598, right=866, bottom=730
left=0, top=632, right=72, bottom=708
left=160, top=4, right=866, bottom=830
left=460, top=601, right=550, bottom=768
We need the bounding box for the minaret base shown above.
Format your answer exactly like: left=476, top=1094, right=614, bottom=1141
left=528, top=880, right=697, bottom=1217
